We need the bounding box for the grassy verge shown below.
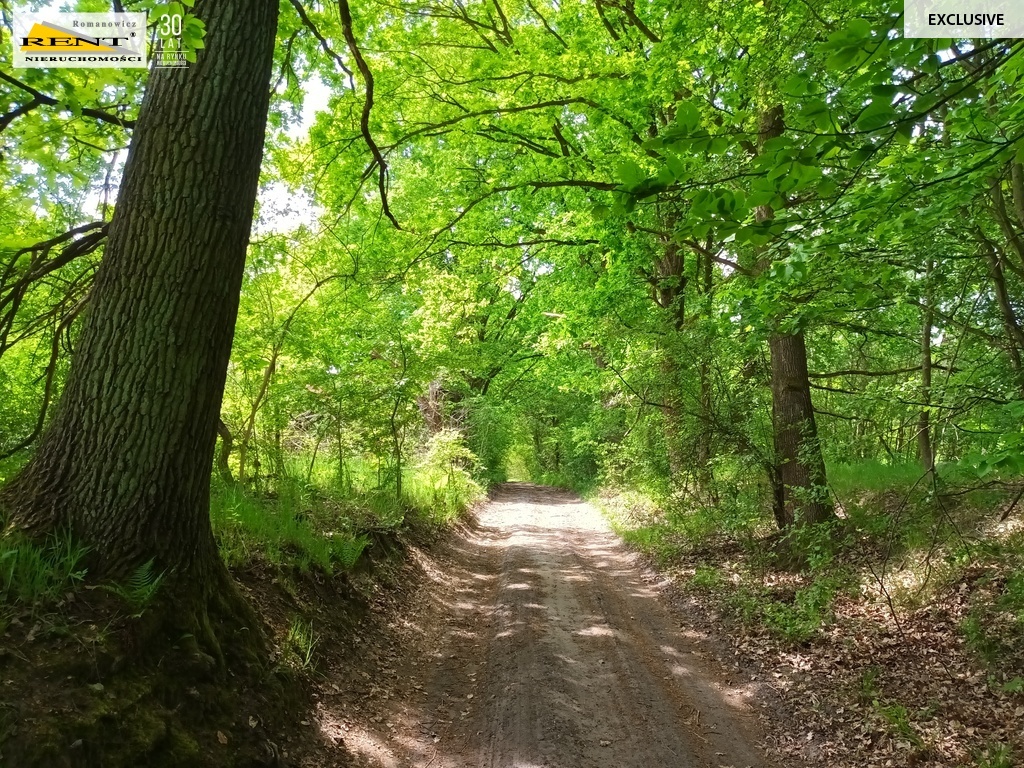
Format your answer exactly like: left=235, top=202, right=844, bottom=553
left=210, top=449, right=483, bottom=575
left=600, top=460, right=1024, bottom=767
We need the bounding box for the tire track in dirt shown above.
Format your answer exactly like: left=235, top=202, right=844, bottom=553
left=343, top=483, right=773, bottom=768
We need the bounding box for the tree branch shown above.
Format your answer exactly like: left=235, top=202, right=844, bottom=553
left=0, top=97, right=42, bottom=134
left=0, top=72, right=135, bottom=129
left=288, top=0, right=355, bottom=89
left=338, top=0, right=401, bottom=229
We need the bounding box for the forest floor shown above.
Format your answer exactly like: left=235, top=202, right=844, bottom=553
left=290, top=482, right=776, bottom=768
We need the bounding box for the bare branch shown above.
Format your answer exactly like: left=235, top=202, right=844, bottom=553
left=338, top=0, right=401, bottom=229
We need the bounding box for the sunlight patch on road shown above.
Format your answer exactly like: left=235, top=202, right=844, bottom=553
left=336, top=724, right=402, bottom=767
left=575, top=624, right=619, bottom=638
left=669, top=663, right=693, bottom=677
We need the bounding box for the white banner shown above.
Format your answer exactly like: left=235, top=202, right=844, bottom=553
left=13, top=12, right=147, bottom=69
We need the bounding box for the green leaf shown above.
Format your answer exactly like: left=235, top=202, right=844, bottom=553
left=665, top=153, right=687, bottom=182
left=615, top=159, right=645, bottom=188
left=673, top=101, right=701, bottom=134
left=857, top=101, right=898, bottom=132
left=846, top=18, right=872, bottom=41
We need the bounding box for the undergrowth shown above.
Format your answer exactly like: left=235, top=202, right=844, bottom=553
left=283, top=617, right=320, bottom=672
left=210, top=483, right=371, bottom=573
left=0, top=531, right=88, bottom=630
left=603, top=459, right=1024, bottom=655
left=603, top=458, right=1023, bottom=765
left=1, top=439, right=482, bottom=632
left=0, top=534, right=168, bottom=629
left=212, top=435, right=483, bottom=575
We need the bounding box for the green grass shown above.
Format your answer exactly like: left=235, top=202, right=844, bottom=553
left=975, top=742, right=1015, bottom=768
left=827, top=458, right=987, bottom=499
left=0, top=531, right=88, bottom=607
left=763, top=577, right=844, bottom=641
left=722, top=576, right=845, bottom=643
left=210, top=484, right=370, bottom=574
left=691, top=564, right=724, bottom=590
left=601, top=480, right=768, bottom=561
left=403, top=470, right=482, bottom=525
left=283, top=617, right=320, bottom=671
left=617, top=523, right=684, bottom=565
left=0, top=531, right=88, bottom=632
left=211, top=447, right=483, bottom=573
left=827, top=460, right=929, bottom=496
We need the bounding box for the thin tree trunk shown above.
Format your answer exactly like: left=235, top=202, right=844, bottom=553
left=336, top=419, right=347, bottom=490
left=652, top=230, right=687, bottom=481
left=696, top=249, right=715, bottom=491
left=754, top=104, right=832, bottom=528
left=993, top=177, right=1024, bottom=272
left=238, top=357, right=276, bottom=483
left=307, top=433, right=323, bottom=484
left=769, top=332, right=832, bottom=527
left=237, top=276, right=339, bottom=482
left=216, top=418, right=236, bottom=485
left=978, top=231, right=1024, bottom=379
left=0, top=0, right=280, bottom=664
left=918, top=262, right=935, bottom=473
left=661, top=357, right=686, bottom=479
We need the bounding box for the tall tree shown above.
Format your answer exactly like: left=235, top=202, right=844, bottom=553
left=0, top=0, right=280, bottom=664
left=756, top=104, right=832, bottom=528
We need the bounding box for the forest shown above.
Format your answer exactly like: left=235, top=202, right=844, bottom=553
left=1, top=0, right=1023, bottom=766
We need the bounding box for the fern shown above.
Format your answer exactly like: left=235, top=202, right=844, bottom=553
left=332, top=534, right=369, bottom=570
left=101, top=560, right=164, bottom=617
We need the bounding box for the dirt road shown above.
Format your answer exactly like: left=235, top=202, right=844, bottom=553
left=339, top=483, right=771, bottom=768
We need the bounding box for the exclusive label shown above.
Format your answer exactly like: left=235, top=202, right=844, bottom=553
left=905, top=0, right=1021, bottom=37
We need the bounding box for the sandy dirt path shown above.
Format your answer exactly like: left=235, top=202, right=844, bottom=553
left=340, top=483, right=771, bottom=768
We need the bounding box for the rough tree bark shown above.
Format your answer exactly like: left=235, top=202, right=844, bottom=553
left=0, top=0, right=280, bottom=665
left=769, top=333, right=832, bottom=526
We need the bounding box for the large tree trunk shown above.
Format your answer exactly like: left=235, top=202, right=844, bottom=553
left=0, top=0, right=280, bottom=664
left=769, top=332, right=832, bottom=527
